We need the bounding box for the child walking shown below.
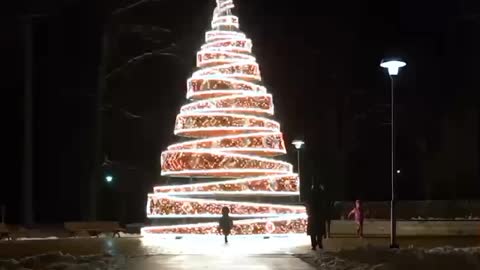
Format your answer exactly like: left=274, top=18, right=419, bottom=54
left=348, top=200, right=364, bottom=238
left=218, top=206, right=234, bottom=243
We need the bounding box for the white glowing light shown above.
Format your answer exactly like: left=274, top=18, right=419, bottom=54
left=148, top=213, right=296, bottom=218
left=174, top=112, right=281, bottom=136
left=180, top=93, right=272, bottom=109
left=206, top=30, right=246, bottom=43
left=192, top=73, right=261, bottom=83
left=151, top=191, right=299, bottom=197
left=213, top=5, right=235, bottom=17
left=175, top=112, right=278, bottom=124
left=193, top=59, right=256, bottom=68
left=217, top=0, right=233, bottom=9
left=211, top=15, right=240, bottom=29
left=291, top=140, right=305, bottom=149
left=187, top=90, right=259, bottom=100
left=161, top=149, right=293, bottom=168
left=169, top=147, right=285, bottom=155
left=141, top=214, right=307, bottom=236
left=174, top=127, right=278, bottom=136
left=154, top=173, right=298, bottom=193
left=147, top=194, right=305, bottom=217
left=186, top=76, right=266, bottom=99
left=168, top=132, right=285, bottom=153
left=197, top=50, right=256, bottom=67
left=161, top=169, right=291, bottom=177
left=201, top=38, right=252, bottom=52
left=181, top=106, right=274, bottom=115
left=187, top=75, right=266, bottom=89
left=380, top=59, right=406, bottom=76
left=192, top=61, right=260, bottom=78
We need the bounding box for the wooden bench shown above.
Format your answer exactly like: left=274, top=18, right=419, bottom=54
left=0, top=224, right=28, bottom=240
left=64, top=221, right=126, bottom=237
left=0, top=223, right=11, bottom=240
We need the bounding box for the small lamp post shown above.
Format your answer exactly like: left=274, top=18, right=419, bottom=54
left=292, top=140, right=305, bottom=201
left=380, top=57, right=406, bottom=249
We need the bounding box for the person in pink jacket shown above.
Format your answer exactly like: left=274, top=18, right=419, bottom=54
left=348, top=200, right=364, bottom=238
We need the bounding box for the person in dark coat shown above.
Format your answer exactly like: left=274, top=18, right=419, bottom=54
left=306, top=182, right=327, bottom=250
left=324, top=189, right=334, bottom=239
left=218, top=206, right=234, bottom=243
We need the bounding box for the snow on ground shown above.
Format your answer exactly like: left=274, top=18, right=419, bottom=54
left=0, top=252, right=125, bottom=270
left=2, top=234, right=480, bottom=270
left=410, top=217, right=480, bottom=221
left=117, top=233, right=140, bottom=238
left=300, top=246, right=480, bottom=270
left=6, top=233, right=140, bottom=241
left=11, top=237, right=60, bottom=241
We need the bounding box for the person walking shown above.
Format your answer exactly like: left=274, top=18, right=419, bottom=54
left=325, top=195, right=334, bottom=239
left=218, top=206, right=234, bottom=243
left=348, top=200, right=364, bottom=238
left=306, top=182, right=327, bottom=250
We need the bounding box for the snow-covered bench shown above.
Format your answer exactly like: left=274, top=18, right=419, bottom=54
left=64, top=221, right=126, bottom=238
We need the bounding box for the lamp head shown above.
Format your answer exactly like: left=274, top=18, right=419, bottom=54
left=292, top=139, right=305, bottom=149
left=380, top=58, right=406, bottom=76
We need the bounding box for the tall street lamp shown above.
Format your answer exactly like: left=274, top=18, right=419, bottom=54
left=380, top=57, right=406, bottom=249
left=292, top=140, right=305, bottom=201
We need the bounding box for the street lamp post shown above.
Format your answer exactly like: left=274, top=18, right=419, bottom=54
left=380, top=57, right=406, bottom=249
left=292, top=140, right=305, bottom=202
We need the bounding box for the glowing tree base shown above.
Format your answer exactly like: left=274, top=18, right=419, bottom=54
left=142, top=0, right=306, bottom=237
left=141, top=215, right=307, bottom=237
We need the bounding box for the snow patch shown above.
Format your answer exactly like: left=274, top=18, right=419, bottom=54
left=411, top=217, right=480, bottom=221
left=0, top=251, right=125, bottom=270
left=7, top=233, right=140, bottom=241
left=300, top=246, right=480, bottom=270
left=13, top=237, right=59, bottom=241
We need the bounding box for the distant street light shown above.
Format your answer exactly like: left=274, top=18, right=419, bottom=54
left=380, top=59, right=406, bottom=76
left=292, top=140, right=305, bottom=201
left=292, top=140, right=305, bottom=150
left=380, top=57, right=407, bottom=249
left=105, top=175, right=113, bottom=183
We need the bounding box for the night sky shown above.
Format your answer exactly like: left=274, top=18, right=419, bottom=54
left=3, top=0, right=479, bottom=224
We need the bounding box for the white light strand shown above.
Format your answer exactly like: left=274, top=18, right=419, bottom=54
left=211, top=15, right=239, bottom=29
left=141, top=214, right=307, bottom=236
left=154, top=173, right=298, bottom=192
left=167, top=131, right=284, bottom=153
left=173, top=112, right=280, bottom=137
left=162, top=149, right=293, bottom=168
left=205, top=30, right=245, bottom=43
left=201, top=38, right=252, bottom=52
left=197, top=50, right=256, bottom=67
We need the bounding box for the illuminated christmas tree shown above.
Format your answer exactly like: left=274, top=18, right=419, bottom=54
left=141, top=0, right=307, bottom=236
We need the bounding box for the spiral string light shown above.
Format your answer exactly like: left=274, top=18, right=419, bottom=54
left=142, top=0, right=307, bottom=236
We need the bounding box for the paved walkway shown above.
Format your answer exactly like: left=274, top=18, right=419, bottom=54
left=1, top=235, right=479, bottom=269
left=126, top=254, right=316, bottom=270
left=1, top=234, right=479, bottom=258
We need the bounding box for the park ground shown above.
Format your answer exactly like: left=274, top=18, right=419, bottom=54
left=1, top=235, right=480, bottom=269
left=1, top=221, right=480, bottom=269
